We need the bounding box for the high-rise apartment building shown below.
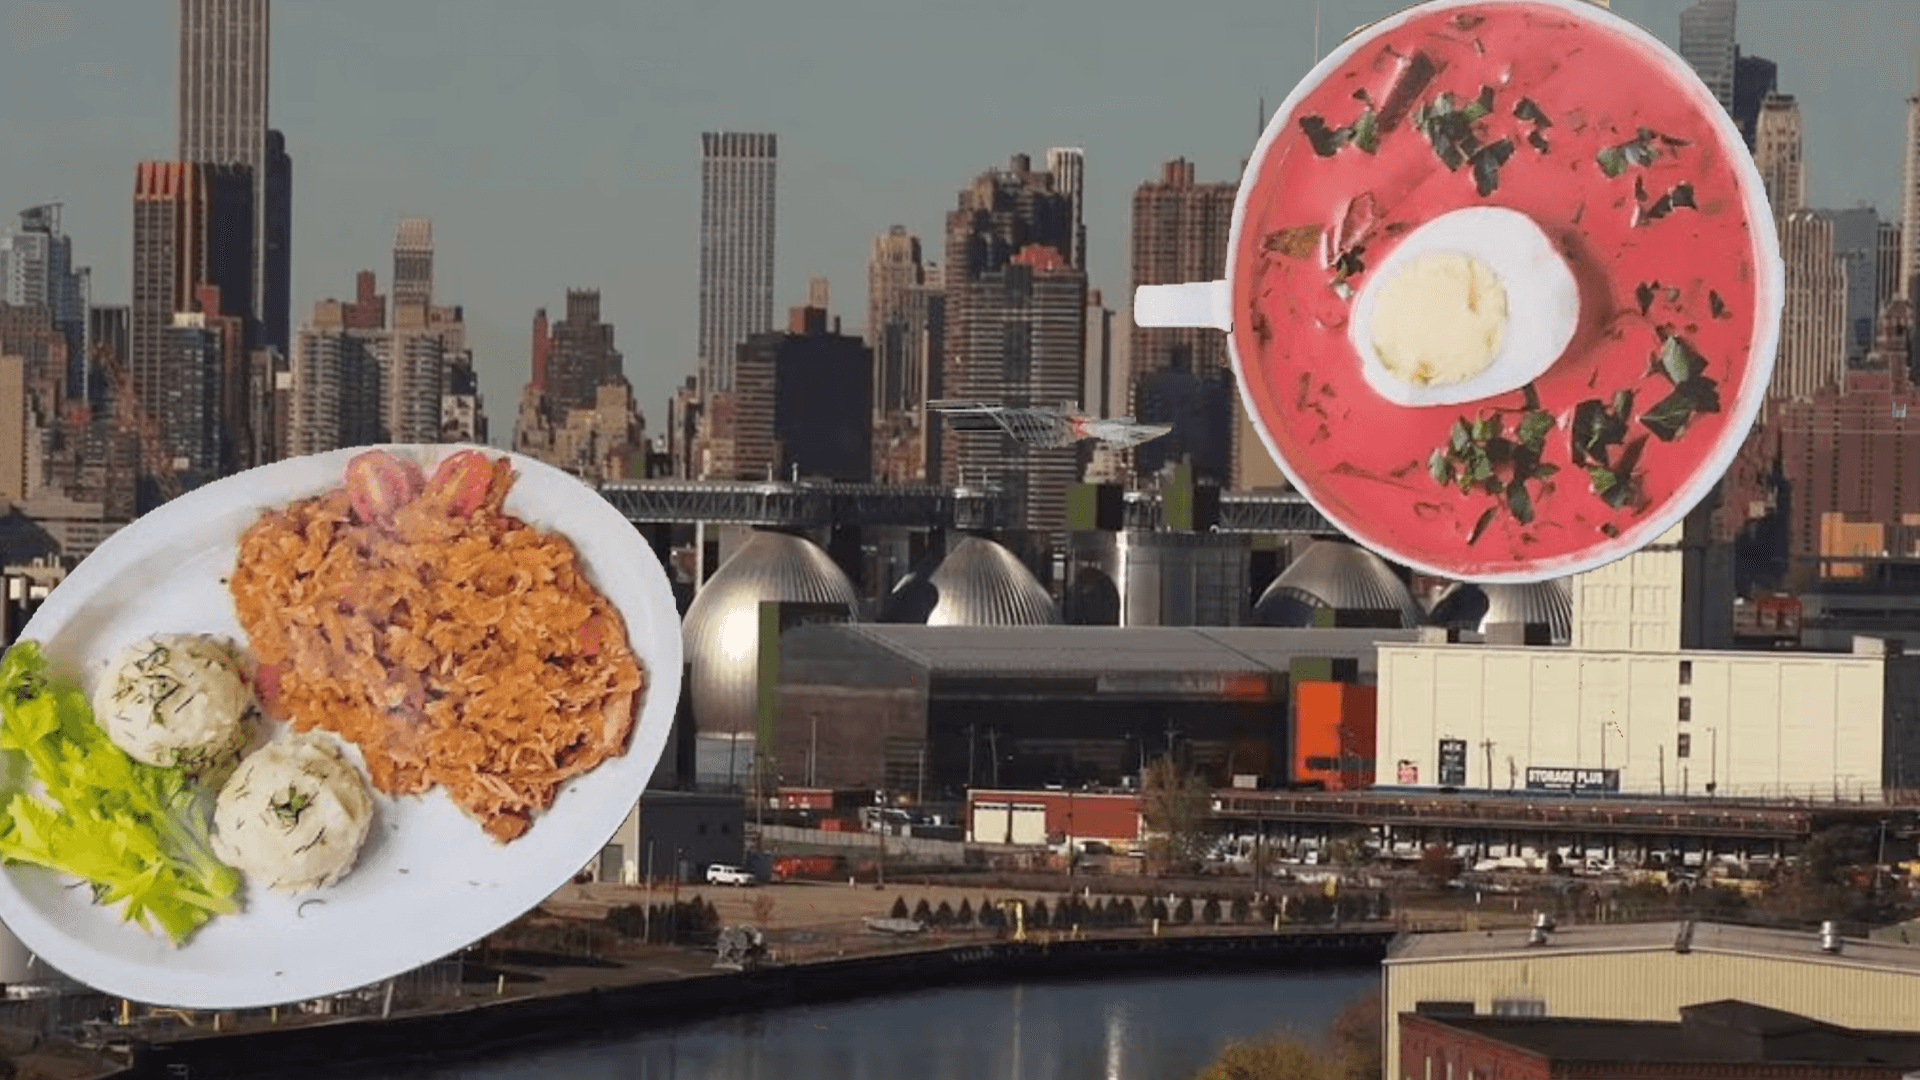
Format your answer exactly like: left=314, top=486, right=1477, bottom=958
left=943, top=157, right=1084, bottom=531
left=392, top=218, right=433, bottom=309
left=176, top=0, right=282, bottom=350
left=532, top=290, right=623, bottom=411
left=1679, top=0, right=1737, bottom=113
left=288, top=296, right=386, bottom=457
left=387, top=301, right=461, bottom=445
left=159, top=307, right=232, bottom=482
left=513, top=290, right=643, bottom=482
left=1045, top=147, right=1087, bottom=271
left=1773, top=210, right=1848, bottom=402
left=131, top=160, right=253, bottom=496
left=732, top=306, right=873, bottom=483
left=1130, top=160, right=1236, bottom=381
left=1755, top=94, right=1806, bottom=222
left=697, top=132, right=777, bottom=395
left=1130, top=158, right=1239, bottom=485
left=0, top=206, right=90, bottom=401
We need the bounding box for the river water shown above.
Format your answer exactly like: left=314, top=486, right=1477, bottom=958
left=358, top=969, right=1374, bottom=1080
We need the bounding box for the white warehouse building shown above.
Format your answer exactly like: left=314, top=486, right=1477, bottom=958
left=1377, top=520, right=1920, bottom=801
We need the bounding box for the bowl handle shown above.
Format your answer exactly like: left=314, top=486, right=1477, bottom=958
left=1133, top=281, right=1232, bottom=332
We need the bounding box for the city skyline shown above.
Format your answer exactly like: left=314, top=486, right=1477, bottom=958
left=0, top=0, right=1914, bottom=434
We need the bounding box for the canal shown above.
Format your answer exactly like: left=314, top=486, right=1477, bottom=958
left=345, top=968, right=1375, bottom=1080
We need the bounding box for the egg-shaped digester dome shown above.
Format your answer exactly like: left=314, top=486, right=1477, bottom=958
left=881, top=536, right=1060, bottom=626
left=1255, top=539, right=1424, bottom=629
left=682, top=530, right=862, bottom=735
left=1429, top=578, right=1573, bottom=644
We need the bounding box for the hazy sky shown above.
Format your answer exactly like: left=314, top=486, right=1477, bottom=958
left=0, top=0, right=1914, bottom=440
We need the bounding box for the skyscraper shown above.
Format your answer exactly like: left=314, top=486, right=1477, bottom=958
left=513, top=290, right=644, bottom=481
left=392, top=218, right=433, bottom=309
left=942, top=155, right=1083, bottom=532
left=1730, top=52, right=1778, bottom=151
left=0, top=205, right=91, bottom=400
left=1773, top=210, right=1847, bottom=401
left=130, top=160, right=253, bottom=496
left=867, top=226, right=943, bottom=420
left=1130, top=159, right=1236, bottom=382
left=1678, top=0, right=1737, bottom=113
left=698, top=132, right=778, bottom=395
left=1754, top=94, right=1806, bottom=221
left=1045, top=147, right=1087, bottom=271
left=1883, top=221, right=1908, bottom=310
left=261, top=128, right=292, bottom=353
left=1829, top=208, right=1883, bottom=368
left=1903, top=42, right=1920, bottom=301
left=1129, top=158, right=1240, bottom=485
left=733, top=306, right=873, bottom=483
left=176, top=0, right=271, bottom=344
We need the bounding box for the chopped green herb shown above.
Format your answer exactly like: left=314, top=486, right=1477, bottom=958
left=1651, top=335, right=1706, bottom=385
left=1570, top=394, right=1632, bottom=469
left=1709, top=291, right=1730, bottom=319
left=1595, top=127, right=1664, bottom=178
left=1638, top=182, right=1698, bottom=224
left=1427, top=386, right=1559, bottom=541
left=1300, top=107, right=1383, bottom=158
left=1513, top=98, right=1551, bottom=127
left=1470, top=139, right=1516, bottom=197
left=270, top=785, right=315, bottom=829
left=1637, top=337, right=1723, bottom=443
left=1635, top=281, right=1658, bottom=316
left=1588, top=437, right=1650, bottom=511
left=1301, top=116, right=1347, bottom=157
left=1413, top=87, right=1517, bottom=194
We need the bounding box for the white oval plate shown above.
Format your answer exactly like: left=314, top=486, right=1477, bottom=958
left=0, top=444, right=683, bottom=1009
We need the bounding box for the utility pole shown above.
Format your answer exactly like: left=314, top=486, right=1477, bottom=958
left=987, top=727, right=1002, bottom=787
left=1480, top=739, right=1495, bottom=791
left=916, top=744, right=926, bottom=805
left=809, top=714, right=819, bottom=788
left=1709, top=727, right=1718, bottom=795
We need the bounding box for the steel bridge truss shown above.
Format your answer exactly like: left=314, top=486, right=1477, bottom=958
left=597, top=480, right=1338, bottom=535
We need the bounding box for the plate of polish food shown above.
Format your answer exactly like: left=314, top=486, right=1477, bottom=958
left=1134, top=0, right=1784, bottom=582
left=0, top=445, right=682, bottom=1009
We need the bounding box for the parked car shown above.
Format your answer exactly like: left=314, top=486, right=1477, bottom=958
left=706, top=864, right=755, bottom=887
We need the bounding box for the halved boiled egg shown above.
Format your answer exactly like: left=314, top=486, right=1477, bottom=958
left=1348, top=206, right=1580, bottom=408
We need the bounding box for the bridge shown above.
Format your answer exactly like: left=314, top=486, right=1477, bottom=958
left=595, top=480, right=1339, bottom=535
left=1208, top=790, right=1920, bottom=843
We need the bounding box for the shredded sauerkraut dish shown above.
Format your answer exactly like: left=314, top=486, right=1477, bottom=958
left=228, top=448, right=646, bottom=843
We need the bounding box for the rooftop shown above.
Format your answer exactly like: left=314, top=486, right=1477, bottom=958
left=1413, top=999, right=1920, bottom=1067
left=1389, top=919, right=1920, bottom=975
left=821, top=624, right=1419, bottom=678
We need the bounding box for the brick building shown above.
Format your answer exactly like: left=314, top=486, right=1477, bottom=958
left=1400, top=999, right=1920, bottom=1079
